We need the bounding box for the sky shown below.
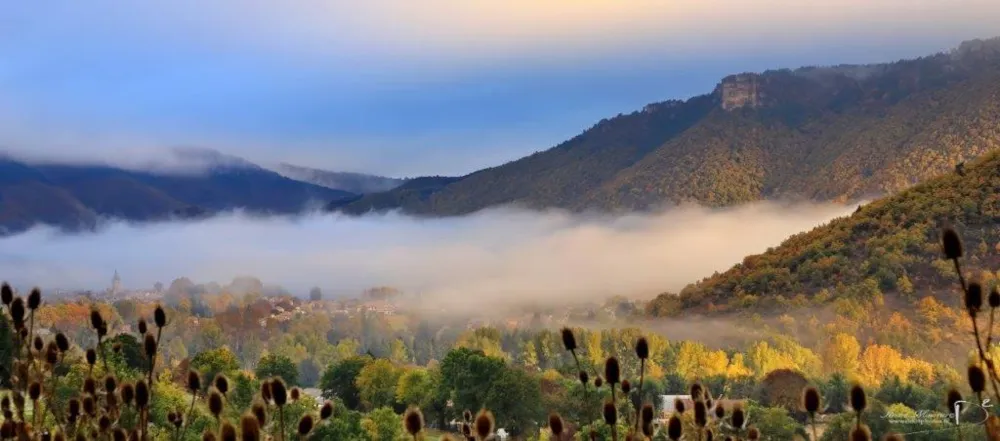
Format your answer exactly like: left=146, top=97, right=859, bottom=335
left=2, top=1, right=1000, bottom=177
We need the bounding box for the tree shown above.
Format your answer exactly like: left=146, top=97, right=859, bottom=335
left=104, top=334, right=145, bottom=372
left=822, top=333, right=861, bottom=376
left=321, top=356, right=372, bottom=411
left=298, top=359, right=321, bottom=387
left=190, top=347, right=240, bottom=392
left=309, top=287, right=323, bottom=301
left=395, top=368, right=433, bottom=407
left=231, top=371, right=260, bottom=411
left=356, top=359, right=402, bottom=411
left=256, top=354, right=299, bottom=387
left=311, top=399, right=364, bottom=441
left=484, top=367, right=543, bottom=437
left=361, top=407, right=401, bottom=441
left=439, top=348, right=506, bottom=413
left=745, top=401, right=808, bottom=440
left=755, top=369, right=809, bottom=419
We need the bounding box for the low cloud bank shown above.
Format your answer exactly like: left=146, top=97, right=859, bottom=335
left=0, top=202, right=855, bottom=312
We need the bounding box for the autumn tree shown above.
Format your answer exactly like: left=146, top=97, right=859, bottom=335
left=256, top=353, right=299, bottom=387
left=356, top=358, right=403, bottom=411
left=321, top=355, right=372, bottom=411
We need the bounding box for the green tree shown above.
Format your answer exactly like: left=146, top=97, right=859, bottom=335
left=440, top=348, right=506, bottom=413
left=311, top=399, right=365, bottom=441
left=321, top=356, right=372, bottom=411
left=395, top=368, right=433, bottom=407
left=298, top=359, right=321, bottom=387
left=104, top=334, right=145, bottom=372
left=230, top=371, right=260, bottom=411
left=356, top=358, right=402, bottom=411
left=256, top=354, right=299, bottom=387
left=309, top=287, right=323, bottom=301
left=190, top=347, right=240, bottom=392
left=745, top=401, right=808, bottom=440
left=484, top=367, right=543, bottom=437
left=361, top=407, right=402, bottom=441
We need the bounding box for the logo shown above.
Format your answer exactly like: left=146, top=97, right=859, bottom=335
left=882, top=398, right=992, bottom=436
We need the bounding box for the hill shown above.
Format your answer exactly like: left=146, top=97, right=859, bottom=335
left=331, top=37, right=1000, bottom=215
left=273, top=163, right=406, bottom=194
left=0, top=149, right=356, bottom=234
left=644, top=148, right=1000, bottom=361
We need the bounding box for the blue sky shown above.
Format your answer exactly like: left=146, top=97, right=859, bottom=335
left=2, top=1, right=999, bottom=177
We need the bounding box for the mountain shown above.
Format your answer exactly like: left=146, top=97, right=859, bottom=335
left=330, top=37, right=1000, bottom=216
left=0, top=149, right=356, bottom=234
left=273, top=163, right=406, bottom=194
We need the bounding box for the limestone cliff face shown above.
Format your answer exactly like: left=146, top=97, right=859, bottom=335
left=718, top=73, right=764, bottom=111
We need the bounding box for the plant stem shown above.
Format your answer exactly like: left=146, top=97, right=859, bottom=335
left=279, top=405, right=286, bottom=441
left=610, top=386, right=618, bottom=441
left=633, top=359, right=645, bottom=433
left=178, top=391, right=197, bottom=441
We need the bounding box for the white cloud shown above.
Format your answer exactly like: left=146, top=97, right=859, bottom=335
left=0, top=202, right=854, bottom=314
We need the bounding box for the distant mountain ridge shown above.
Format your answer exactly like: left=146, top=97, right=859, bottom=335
left=273, top=163, right=406, bottom=194
left=0, top=149, right=356, bottom=235
left=329, top=36, right=1000, bottom=216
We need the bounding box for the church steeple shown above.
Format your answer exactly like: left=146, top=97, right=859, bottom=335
left=111, top=270, right=122, bottom=295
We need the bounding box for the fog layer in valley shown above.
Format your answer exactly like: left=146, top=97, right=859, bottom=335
left=0, top=202, right=855, bottom=312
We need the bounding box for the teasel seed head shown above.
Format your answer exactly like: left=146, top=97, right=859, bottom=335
left=45, top=345, right=58, bottom=365
left=68, top=398, right=80, bottom=418
left=578, top=370, right=589, bottom=385
left=251, top=402, right=267, bottom=427
left=154, top=305, right=167, bottom=328
left=208, top=389, right=224, bottom=417
left=621, top=379, right=631, bottom=394
left=10, top=298, right=25, bottom=324
left=89, top=309, right=103, bottom=331
left=135, top=380, right=149, bottom=409
left=635, top=337, right=649, bottom=360
left=28, top=382, right=41, bottom=401
left=0, top=283, right=12, bottom=305
left=0, top=396, right=8, bottom=411
left=121, top=383, right=134, bottom=406
left=694, top=400, right=707, bottom=427
left=55, top=333, right=69, bottom=352
left=461, top=423, right=471, bottom=437
left=463, top=409, right=473, bottom=423
left=947, top=389, right=963, bottom=411
left=86, top=349, right=97, bottom=366
left=967, top=282, right=984, bottom=316
left=240, top=413, right=261, bottom=441
left=27, top=288, right=40, bottom=310
left=547, top=412, right=563, bottom=437
left=33, top=336, right=43, bottom=352
left=104, top=376, right=117, bottom=394
left=731, top=402, right=746, bottom=429
left=747, top=427, right=760, bottom=440
left=270, top=378, right=288, bottom=406
left=260, top=381, right=272, bottom=403
left=84, top=377, right=96, bottom=395
left=143, top=334, right=157, bottom=359
left=602, top=399, right=617, bottom=425
left=220, top=422, right=237, bottom=441
left=803, top=386, right=821, bottom=415
left=297, top=414, right=315, bottom=437
left=990, top=287, right=1000, bottom=308
left=82, top=395, right=95, bottom=416
left=113, top=429, right=127, bottom=441
left=674, top=398, right=686, bottom=414
left=942, top=228, right=963, bottom=260
left=969, top=365, right=987, bottom=393
left=404, top=407, right=424, bottom=436
left=594, top=376, right=603, bottom=388
left=320, top=401, right=334, bottom=420
left=290, top=387, right=301, bottom=401
left=882, top=433, right=904, bottom=441
left=667, top=415, right=682, bottom=440
left=604, top=357, right=620, bottom=385
left=202, top=430, right=217, bottom=441
left=850, top=384, right=867, bottom=413
left=214, top=374, right=230, bottom=395
left=850, top=424, right=872, bottom=441
left=474, top=409, right=495, bottom=440
left=98, top=414, right=111, bottom=432
left=560, top=328, right=577, bottom=352
left=641, top=403, right=655, bottom=427
left=187, top=370, right=202, bottom=393
left=137, top=319, right=147, bottom=335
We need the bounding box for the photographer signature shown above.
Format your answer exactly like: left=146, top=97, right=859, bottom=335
left=882, top=398, right=993, bottom=435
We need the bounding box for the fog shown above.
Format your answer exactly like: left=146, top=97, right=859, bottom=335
left=0, top=202, right=855, bottom=312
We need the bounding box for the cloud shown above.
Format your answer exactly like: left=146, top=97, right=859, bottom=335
left=0, top=202, right=854, bottom=314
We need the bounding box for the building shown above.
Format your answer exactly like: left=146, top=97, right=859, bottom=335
left=110, top=270, right=122, bottom=295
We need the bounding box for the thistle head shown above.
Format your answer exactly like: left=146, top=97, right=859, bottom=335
left=251, top=402, right=267, bottom=427
left=208, top=389, right=224, bottom=418
left=731, top=403, right=745, bottom=429
left=220, top=422, right=236, bottom=441
left=269, top=378, right=287, bottom=406
left=547, top=412, right=563, bottom=438
left=621, top=379, right=631, bottom=394
left=55, top=333, right=69, bottom=352
left=602, top=399, right=617, bottom=425
left=27, top=288, right=40, bottom=310
left=89, top=309, right=104, bottom=331
left=135, top=380, right=149, bottom=409
left=474, top=409, right=494, bottom=440
left=694, top=400, right=707, bottom=427
left=404, top=407, right=424, bottom=437
left=214, top=374, right=230, bottom=395
left=560, top=328, right=577, bottom=352
left=297, top=414, right=315, bottom=438
left=635, top=337, right=649, bottom=360
left=240, top=414, right=260, bottom=441
left=320, top=401, right=334, bottom=420
left=966, top=282, right=984, bottom=316
left=137, top=319, right=147, bottom=335
left=947, top=389, right=963, bottom=411
left=803, top=386, right=821, bottom=415
left=942, top=228, right=963, bottom=260
left=187, top=370, right=202, bottom=393
left=969, top=365, right=987, bottom=394
left=604, top=357, right=620, bottom=385
left=143, top=334, right=157, bottom=359
left=0, top=283, right=12, bottom=305
left=154, top=305, right=167, bottom=328
left=850, top=384, right=867, bottom=413
left=667, top=415, right=682, bottom=440
left=86, top=349, right=97, bottom=366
